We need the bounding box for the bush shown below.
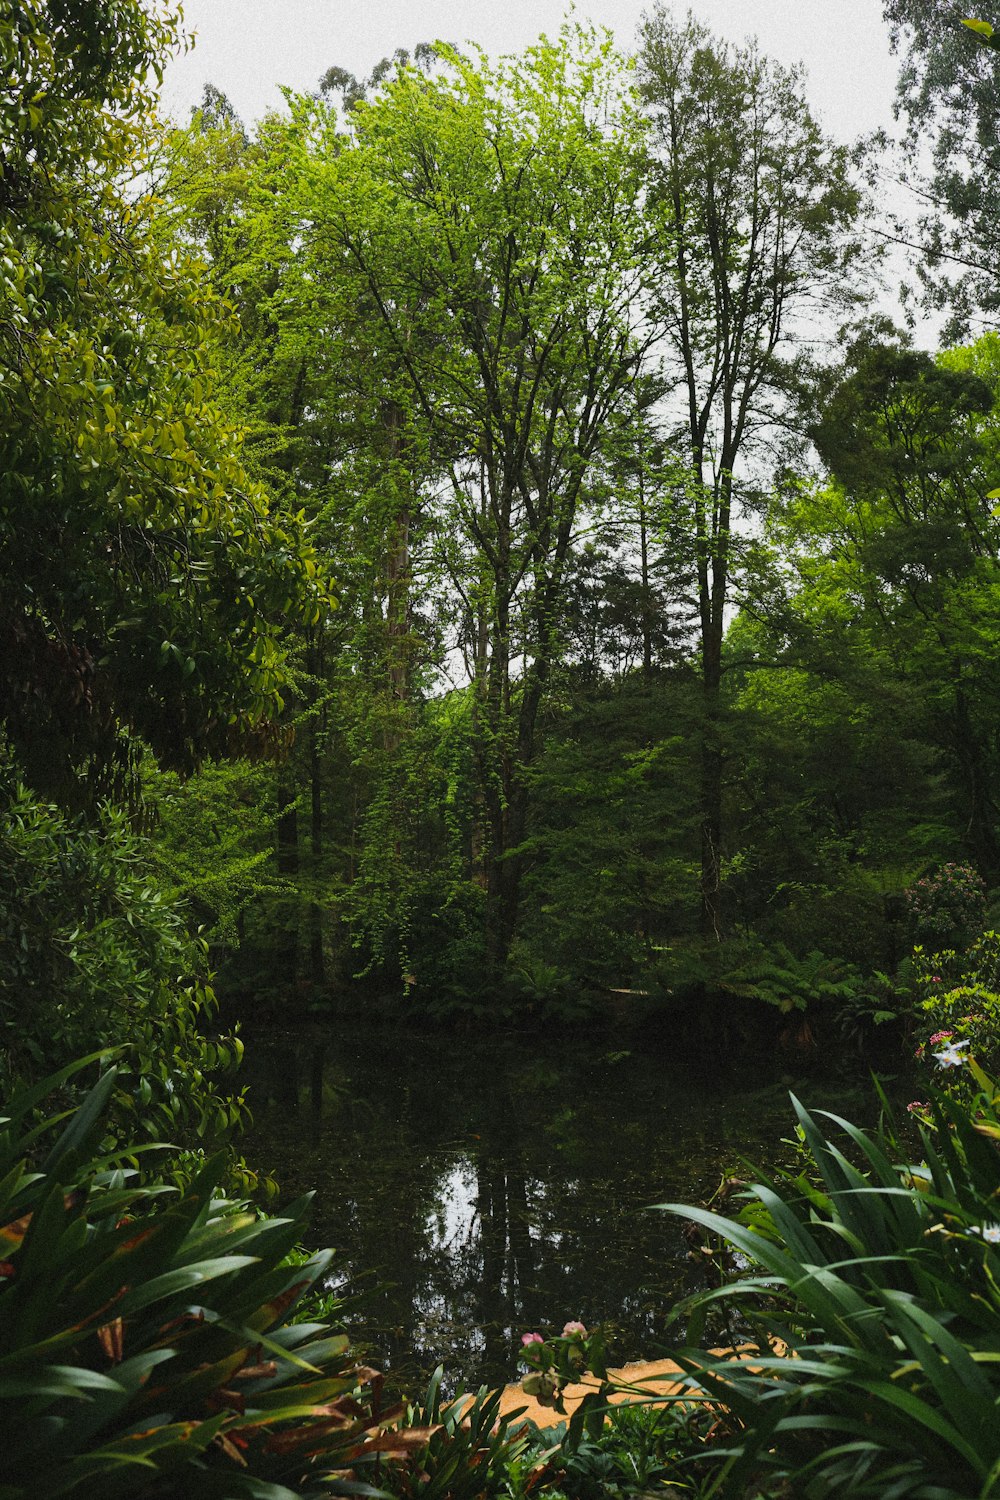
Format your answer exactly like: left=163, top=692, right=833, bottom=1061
left=905, top=862, right=986, bottom=949
left=652, top=1082, right=1000, bottom=1497
left=521, top=1402, right=713, bottom=1500
left=0, top=1056, right=391, bottom=1498
left=0, top=779, right=245, bottom=1148
left=374, top=1367, right=539, bottom=1500
left=908, top=930, right=1000, bottom=1093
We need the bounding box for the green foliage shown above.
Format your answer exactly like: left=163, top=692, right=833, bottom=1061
left=637, top=4, right=868, bottom=937
left=812, top=344, right=995, bottom=511
left=33, top=0, right=994, bottom=1027
left=510, top=1327, right=713, bottom=1496
left=170, top=25, right=659, bottom=985
left=726, top=635, right=943, bottom=969
left=0, top=778, right=245, bottom=1146
left=148, top=758, right=294, bottom=954
left=157, top=8, right=968, bottom=1010
left=337, top=698, right=479, bottom=992
left=0, top=1057, right=389, bottom=1499
left=0, top=0, right=330, bottom=805
left=377, top=1368, right=537, bottom=1500
left=516, top=677, right=700, bottom=994
left=913, top=929, right=1000, bottom=1079
left=906, top=862, right=987, bottom=947
left=524, top=1403, right=712, bottom=1500
left=884, top=0, right=1000, bottom=332
left=734, top=333, right=1000, bottom=956
left=718, top=943, right=864, bottom=1016
left=653, top=1086, right=1000, bottom=1497
left=962, top=17, right=998, bottom=43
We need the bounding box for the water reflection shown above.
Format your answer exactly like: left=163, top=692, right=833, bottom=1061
left=241, top=1023, right=860, bottom=1391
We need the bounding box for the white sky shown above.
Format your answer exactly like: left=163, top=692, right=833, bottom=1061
left=161, top=1, right=901, bottom=144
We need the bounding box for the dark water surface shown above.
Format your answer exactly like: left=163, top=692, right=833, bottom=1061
left=241, top=1017, right=875, bottom=1392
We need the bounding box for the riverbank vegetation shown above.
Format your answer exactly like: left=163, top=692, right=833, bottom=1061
left=4, top=0, right=1000, bottom=1493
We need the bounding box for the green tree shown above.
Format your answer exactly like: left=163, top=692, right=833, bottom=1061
left=749, top=337, right=1000, bottom=900
left=724, top=620, right=948, bottom=966
left=161, top=86, right=432, bottom=993
left=0, top=772, right=247, bottom=1145
left=0, top=0, right=329, bottom=807
left=516, top=673, right=701, bottom=992
left=815, top=339, right=1000, bottom=873
left=883, top=0, right=1000, bottom=332
left=280, top=27, right=656, bottom=977
left=637, top=7, right=867, bottom=939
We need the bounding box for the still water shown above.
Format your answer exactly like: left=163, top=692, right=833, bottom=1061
left=241, top=1017, right=872, bottom=1392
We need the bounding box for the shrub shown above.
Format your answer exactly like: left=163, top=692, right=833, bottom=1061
left=905, top=862, right=986, bottom=949
left=652, top=1083, right=1000, bottom=1497
left=520, top=1401, right=714, bottom=1500
left=0, top=1056, right=389, bottom=1498
left=375, top=1367, right=539, bottom=1500
left=913, top=929, right=1000, bottom=1081
left=0, top=779, right=245, bottom=1149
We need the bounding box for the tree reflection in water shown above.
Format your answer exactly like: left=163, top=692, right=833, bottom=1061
left=241, top=1024, right=860, bottom=1391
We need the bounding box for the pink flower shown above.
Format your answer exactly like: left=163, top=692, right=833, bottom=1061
left=521, top=1332, right=544, bottom=1347
left=929, top=1031, right=953, bottom=1045
left=562, top=1321, right=587, bottom=1338
left=906, top=1100, right=929, bottom=1114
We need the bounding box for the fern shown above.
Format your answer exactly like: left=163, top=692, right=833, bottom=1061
left=720, top=944, right=862, bottom=1013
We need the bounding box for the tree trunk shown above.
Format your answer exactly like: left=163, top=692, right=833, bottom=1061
left=275, top=778, right=299, bottom=983
left=308, top=702, right=326, bottom=986
left=382, top=398, right=411, bottom=755
left=699, top=672, right=724, bottom=941
left=638, top=464, right=653, bottom=680
left=954, top=684, right=1000, bottom=877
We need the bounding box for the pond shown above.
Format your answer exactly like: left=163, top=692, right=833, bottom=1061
left=240, top=1013, right=878, bottom=1394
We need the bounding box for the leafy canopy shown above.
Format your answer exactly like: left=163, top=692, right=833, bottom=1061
left=0, top=0, right=331, bottom=804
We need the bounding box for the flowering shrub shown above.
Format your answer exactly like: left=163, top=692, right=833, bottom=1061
left=913, top=930, right=1000, bottom=1081
left=905, top=862, right=986, bottom=946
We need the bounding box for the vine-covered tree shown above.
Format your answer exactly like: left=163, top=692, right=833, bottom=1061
left=293, top=26, right=656, bottom=975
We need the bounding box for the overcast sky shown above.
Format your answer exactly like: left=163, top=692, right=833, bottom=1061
left=161, top=1, right=901, bottom=145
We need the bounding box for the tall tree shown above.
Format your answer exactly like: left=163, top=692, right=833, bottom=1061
left=636, top=7, right=867, bottom=938
left=734, top=338, right=1000, bottom=918
left=809, top=338, right=1000, bottom=874
left=162, top=91, right=354, bottom=987
left=296, top=27, right=655, bottom=975
left=883, top=0, right=1000, bottom=332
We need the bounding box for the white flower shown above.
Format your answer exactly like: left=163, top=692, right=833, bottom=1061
left=971, top=1223, right=1000, bottom=1244
left=933, top=1040, right=970, bottom=1069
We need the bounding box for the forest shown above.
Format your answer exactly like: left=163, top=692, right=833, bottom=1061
left=5, top=0, right=1000, bottom=1496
